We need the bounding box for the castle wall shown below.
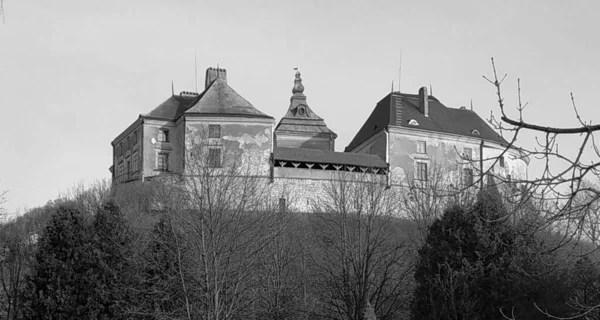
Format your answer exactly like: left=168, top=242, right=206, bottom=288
left=184, top=117, right=274, bottom=175
left=272, top=168, right=388, bottom=212
left=141, top=119, right=183, bottom=179
left=387, top=127, right=527, bottom=186
left=348, top=130, right=387, bottom=160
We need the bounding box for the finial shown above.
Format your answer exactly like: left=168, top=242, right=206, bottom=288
left=292, top=67, right=304, bottom=94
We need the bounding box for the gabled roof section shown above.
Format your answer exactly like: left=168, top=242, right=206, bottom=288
left=185, top=78, right=273, bottom=119
left=274, top=147, right=387, bottom=168
left=345, top=91, right=507, bottom=151
left=274, top=70, right=336, bottom=136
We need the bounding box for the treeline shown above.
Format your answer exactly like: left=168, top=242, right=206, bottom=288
left=1, top=176, right=600, bottom=319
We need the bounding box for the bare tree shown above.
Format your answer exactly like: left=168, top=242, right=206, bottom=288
left=309, top=173, right=413, bottom=320
left=142, top=133, right=286, bottom=320
left=484, top=58, right=600, bottom=319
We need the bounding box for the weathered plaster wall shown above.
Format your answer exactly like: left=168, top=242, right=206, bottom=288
left=275, top=133, right=333, bottom=151
left=388, top=128, right=527, bottom=186
left=184, top=118, right=273, bottom=175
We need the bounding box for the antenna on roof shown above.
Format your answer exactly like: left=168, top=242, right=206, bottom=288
left=391, top=80, right=394, bottom=94
left=194, top=50, right=198, bottom=93
left=398, top=49, right=403, bottom=92
left=171, top=80, right=174, bottom=95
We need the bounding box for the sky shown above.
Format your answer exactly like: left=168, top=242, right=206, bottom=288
left=1, top=0, right=599, bottom=215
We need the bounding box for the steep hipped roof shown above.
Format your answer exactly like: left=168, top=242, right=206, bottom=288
left=274, top=71, right=336, bottom=136
left=142, top=73, right=272, bottom=121
left=345, top=92, right=507, bottom=151
left=274, top=147, right=387, bottom=168
left=185, top=78, right=272, bottom=118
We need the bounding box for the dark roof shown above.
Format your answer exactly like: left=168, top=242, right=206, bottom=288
left=345, top=92, right=507, bottom=151
left=143, top=78, right=272, bottom=121
left=274, top=147, right=387, bottom=168
left=185, top=78, right=272, bottom=118
left=146, top=95, right=198, bottom=121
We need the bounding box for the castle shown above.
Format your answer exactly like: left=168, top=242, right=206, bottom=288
left=110, top=67, right=528, bottom=211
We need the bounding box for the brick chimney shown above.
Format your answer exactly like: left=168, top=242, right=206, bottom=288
left=205, top=67, right=227, bottom=89
left=419, top=86, right=429, bottom=117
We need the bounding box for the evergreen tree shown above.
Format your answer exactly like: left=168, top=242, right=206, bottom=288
left=21, top=203, right=99, bottom=319
left=91, top=201, right=134, bottom=319
left=411, top=190, right=544, bottom=319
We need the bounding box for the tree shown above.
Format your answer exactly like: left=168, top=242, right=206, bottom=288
left=21, top=203, right=99, bottom=319
left=310, top=173, right=413, bottom=320
left=411, top=189, right=570, bottom=320
left=90, top=201, right=134, bottom=319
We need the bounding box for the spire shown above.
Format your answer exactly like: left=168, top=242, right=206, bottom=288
left=292, top=68, right=305, bottom=95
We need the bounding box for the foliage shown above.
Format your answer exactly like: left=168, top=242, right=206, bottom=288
left=412, top=189, right=575, bottom=320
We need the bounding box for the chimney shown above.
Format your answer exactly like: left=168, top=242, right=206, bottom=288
left=205, top=67, right=227, bottom=89
left=419, top=86, right=429, bottom=117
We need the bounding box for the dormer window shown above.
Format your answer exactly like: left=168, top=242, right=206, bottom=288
left=471, top=129, right=481, bottom=136
left=158, top=129, right=169, bottom=142
left=408, top=119, right=419, bottom=126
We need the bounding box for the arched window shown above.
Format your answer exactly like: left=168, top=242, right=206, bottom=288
left=408, top=119, right=419, bottom=126
left=471, top=129, right=481, bottom=136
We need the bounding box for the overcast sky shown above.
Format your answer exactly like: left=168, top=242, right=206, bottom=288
left=1, top=0, right=599, bottom=214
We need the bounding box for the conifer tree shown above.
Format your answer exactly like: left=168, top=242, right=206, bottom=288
left=411, top=189, right=538, bottom=319
left=21, top=203, right=98, bottom=319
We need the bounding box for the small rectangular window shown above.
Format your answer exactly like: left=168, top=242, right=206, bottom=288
left=209, top=124, right=221, bottom=138
left=158, top=129, right=169, bottom=142
left=119, top=143, right=123, bottom=157
left=416, top=162, right=428, bottom=181
left=208, top=148, right=222, bottom=167
left=417, top=141, right=427, bottom=154
left=157, top=153, right=169, bottom=171
left=279, top=197, right=286, bottom=212
left=463, top=168, right=474, bottom=186
left=463, top=147, right=473, bottom=160
left=499, top=156, right=505, bottom=167
left=133, top=130, right=138, bottom=145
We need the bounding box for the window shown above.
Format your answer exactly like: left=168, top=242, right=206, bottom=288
left=417, top=141, right=427, bottom=154
left=279, top=197, right=286, bottom=212
left=499, top=156, right=505, bottom=167
left=463, top=168, right=474, bottom=186
left=133, top=130, right=138, bottom=145
left=408, top=119, right=419, bottom=126
left=119, top=143, right=123, bottom=157
left=471, top=129, right=481, bottom=136
left=157, top=153, right=169, bottom=171
left=208, top=148, right=222, bottom=167
left=126, top=137, right=130, bottom=151
left=463, top=147, right=473, bottom=160
left=209, top=124, right=221, bottom=138
left=158, top=129, right=169, bottom=142
left=125, top=161, right=130, bottom=179
left=132, top=154, right=138, bottom=174
left=416, top=162, right=428, bottom=181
